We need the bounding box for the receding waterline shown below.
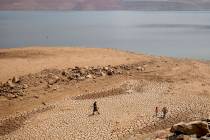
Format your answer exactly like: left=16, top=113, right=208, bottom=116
left=0, top=11, right=210, bottom=60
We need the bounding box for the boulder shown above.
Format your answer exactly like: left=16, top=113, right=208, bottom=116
left=170, top=121, right=209, bottom=138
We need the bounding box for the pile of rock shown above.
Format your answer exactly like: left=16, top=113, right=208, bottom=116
left=0, top=76, right=28, bottom=99
left=0, top=64, right=143, bottom=99
left=168, top=119, right=210, bottom=140
left=62, top=65, right=125, bottom=80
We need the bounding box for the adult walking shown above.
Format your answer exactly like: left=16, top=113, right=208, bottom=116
left=92, top=101, right=100, bottom=115
left=162, top=107, right=168, bottom=119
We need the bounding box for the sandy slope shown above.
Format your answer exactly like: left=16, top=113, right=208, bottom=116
left=0, top=47, right=210, bottom=140
left=0, top=47, right=148, bottom=83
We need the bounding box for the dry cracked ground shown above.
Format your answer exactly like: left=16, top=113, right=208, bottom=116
left=0, top=47, right=210, bottom=140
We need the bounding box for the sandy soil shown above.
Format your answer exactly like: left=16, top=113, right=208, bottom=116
left=0, top=46, right=148, bottom=83
left=0, top=47, right=210, bottom=140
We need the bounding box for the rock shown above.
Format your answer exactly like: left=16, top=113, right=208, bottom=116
left=137, top=66, right=145, bottom=71
left=17, top=92, right=24, bottom=96
left=7, top=93, right=18, bottom=99
left=170, top=121, right=209, bottom=138
left=86, top=74, right=93, bottom=79
left=101, top=72, right=106, bottom=76
left=53, top=86, right=58, bottom=90
left=48, top=75, right=60, bottom=85
left=104, top=67, right=109, bottom=70
left=68, top=73, right=80, bottom=80
left=47, top=84, right=52, bottom=88
left=48, top=79, right=56, bottom=85
left=33, top=95, right=39, bottom=99
left=62, top=70, right=68, bottom=76
left=79, top=69, right=86, bottom=75
left=107, top=69, right=114, bottom=75
left=23, top=84, right=28, bottom=89
left=116, top=70, right=123, bottom=74
left=6, top=80, right=15, bottom=88
left=78, top=76, right=85, bottom=80
left=42, top=102, right=46, bottom=105
left=175, top=135, right=191, bottom=140
left=74, top=66, right=80, bottom=70
left=12, top=76, right=20, bottom=83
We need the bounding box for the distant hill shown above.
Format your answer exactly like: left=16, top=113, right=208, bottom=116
left=1, top=0, right=210, bottom=10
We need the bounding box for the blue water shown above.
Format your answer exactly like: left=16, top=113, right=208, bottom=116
left=0, top=11, right=210, bottom=59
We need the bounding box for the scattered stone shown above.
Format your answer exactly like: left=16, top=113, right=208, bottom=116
left=137, top=66, right=145, bottom=71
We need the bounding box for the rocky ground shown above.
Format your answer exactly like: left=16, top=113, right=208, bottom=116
left=0, top=47, right=210, bottom=140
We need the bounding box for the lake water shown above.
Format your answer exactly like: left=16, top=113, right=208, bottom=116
left=0, top=11, right=210, bottom=59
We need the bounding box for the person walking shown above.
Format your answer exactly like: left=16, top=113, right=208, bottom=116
left=155, top=106, right=159, bottom=117
left=92, top=101, right=100, bottom=115
left=162, top=107, right=168, bottom=119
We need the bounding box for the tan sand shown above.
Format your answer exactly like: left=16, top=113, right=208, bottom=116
left=0, top=46, right=149, bottom=83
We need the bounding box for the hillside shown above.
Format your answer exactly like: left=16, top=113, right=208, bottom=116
left=1, top=0, right=210, bottom=10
